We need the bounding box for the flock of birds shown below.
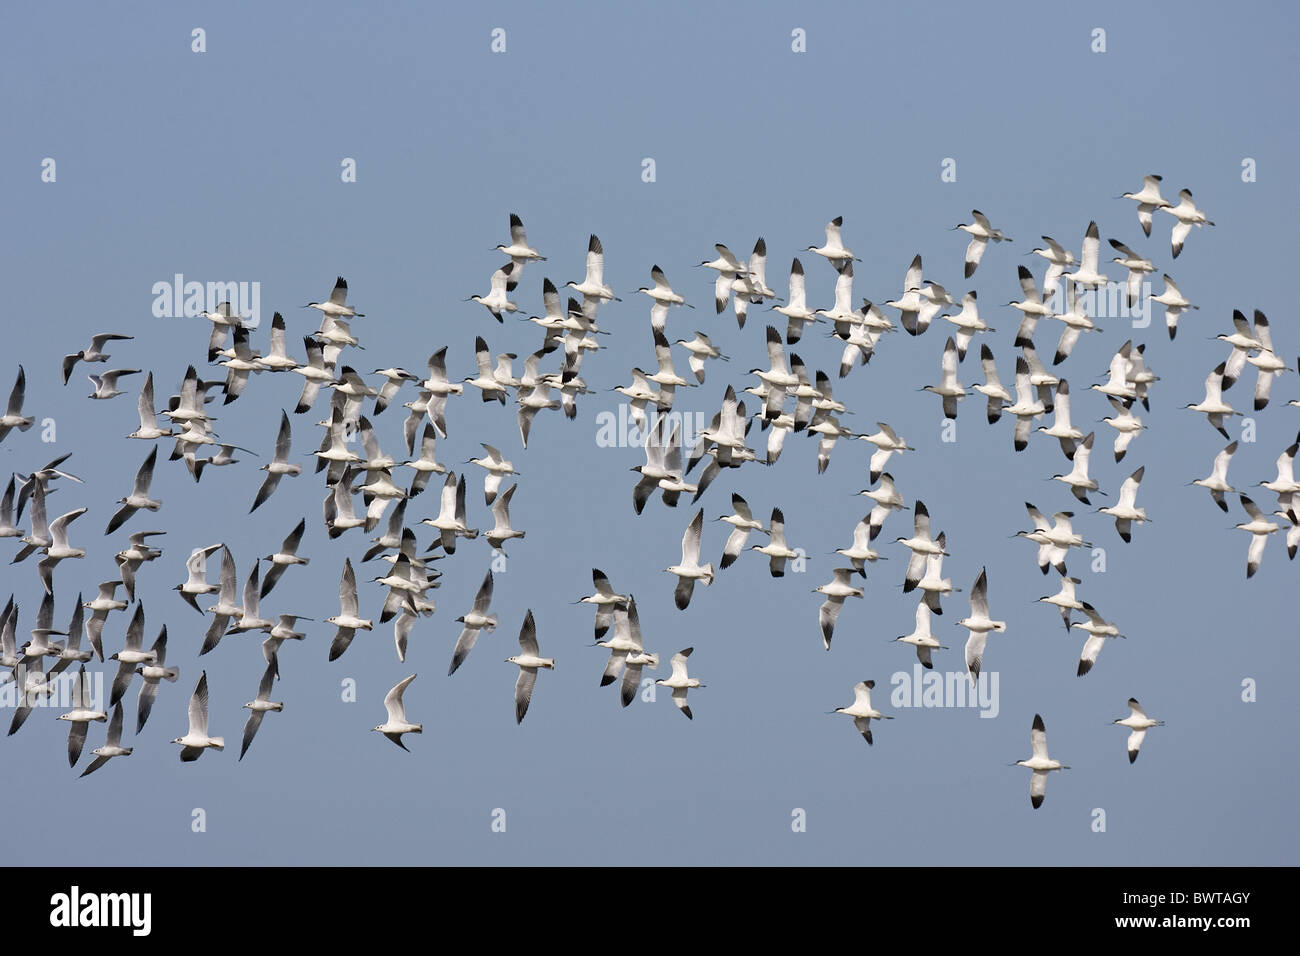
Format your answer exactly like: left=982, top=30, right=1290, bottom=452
left=0, top=177, right=1292, bottom=809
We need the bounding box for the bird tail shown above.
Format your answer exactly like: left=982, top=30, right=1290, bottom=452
left=209, top=737, right=225, bottom=751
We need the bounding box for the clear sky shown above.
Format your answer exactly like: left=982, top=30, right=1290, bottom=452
left=2, top=1, right=1297, bottom=865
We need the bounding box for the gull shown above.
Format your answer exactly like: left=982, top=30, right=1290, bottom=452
left=218, top=326, right=264, bottom=403
left=1052, top=432, right=1100, bottom=503
left=566, top=234, right=620, bottom=303
left=1115, top=698, right=1163, bottom=763
left=1009, top=266, right=1054, bottom=347
left=485, top=483, right=526, bottom=553
left=1160, top=188, right=1214, bottom=258
left=227, top=563, right=274, bottom=635
left=1246, top=311, right=1288, bottom=410
left=610, top=597, right=658, bottom=707
left=464, top=335, right=510, bottom=405
left=1191, top=441, right=1237, bottom=512
left=116, top=530, right=164, bottom=602
left=1102, top=396, right=1144, bottom=462
left=1185, top=362, right=1238, bottom=439
left=773, top=258, right=822, bottom=344
left=88, top=368, right=141, bottom=400
left=1217, top=310, right=1263, bottom=390
left=253, top=517, right=308, bottom=599
left=173, top=671, right=224, bottom=761
left=1036, top=380, right=1084, bottom=459
left=199, top=545, right=243, bottom=655
left=921, top=337, right=966, bottom=420
left=1048, top=281, right=1096, bottom=365
left=716, top=494, right=765, bottom=570
left=959, top=568, right=1006, bottom=683
left=1150, top=274, right=1198, bottom=340
left=305, top=275, right=364, bottom=319
left=955, top=210, right=1011, bottom=278
left=49, top=599, right=94, bottom=677
left=814, top=567, right=864, bottom=650
left=1005, top=357, right=1046, bottom=452
left=894, top=600, right=946, bottom=668
left=470, top=262, right=518, bottom=322
left=0, top=475, right=20, bottom=539
left=674, top=332, right=728, bottom=384
left=239, top=661, right=283, bottom=760
left=291, top=336, right=337, bottom=414
left=59, top=667, right=107, bottom=767
left=1062, top=221, right=1108, bottom=289
left=82, top=580, right=127, bottom=661
left=1236, top=495, right=1279, bottom=578
left=859, top=473, right=905, bottom=542
left=62, top=333, right=133, bottom=384
left=1090, top=341, right=1137, bottom=405
left=403, top=422, right=448, bottom=496
left=420, top=472, right=478, bottom=554
left=576, top=569, right=629, bottom=640
left=916, top=533, right=956, bottom=614
left=313, top=407, right=361, bottom=483
left=262, top=614, right=310, bottom=678
left=969, top=344, right=1012, bottom=424
left=897, top=500, right=946, bottom=593
left=1038, top=576, right=1083, bottom=631
left=508, top=610, right=554, bottom=723
left=944, top=292, right=992, bottom=360
left=666, top=508, right=715, bottom=609
left=1073, top=603, right=1123, bottom=676
left=447, top=570, right=497, bottom=675
left=12, top=477, right=51, bottom=563
left=750, top=506, right=800, bottom=578
left=8, top=655, right=53, bottom=735
left=371, top=673, right=421, bottom=750
left=125, top=372, right=173, bottom=441
left=656, top=647, right=703, bottom=719
left=109, top=602, right=156, bottom=707
left=79, top=702, right=132, bottom=777
left=1108, top=238, right=1155, bottom=308
left=496, top=213, right=546, bottom=283
left=134, top=624, right=179, bottom=732
left=105, top=447, right=160, bottom=534
left=326, top=557, right=374, bottom=661
left=1120, top=174, right=1171, bottom=237
left=885, top=255, right=928, bottom=336
left=1017, top=503, right=1090, bottom=575
left=38, top=507, right=88, bottom=595
left=833, top=680, right=892, bottom=746
left=21, top=589, right=66, bottom=662
left=468, top=443, right=517, bottom=507
left=1016, top=714, right=1069, bottom=809
left=1029, top=235, right=1076, bottom=298
left=857, top=422, right=913, bottom=484
left=250, top=410, right=301, bottom=512
left=807, top=215, right=861, bottom=264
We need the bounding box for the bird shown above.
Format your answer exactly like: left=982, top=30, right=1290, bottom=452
left=1038, top=576, right=1084, bottom=631
left=327, top=557, right=374, bottom=661
left=894, top=600, right=946, bottom=669
left=134, top=624, right=179, bottom=732
left=915, top=533, right=956, bottom=614
left=1235, top=494, right=1279, bottom=578
left=1120, top=174, right=1171, bottom=237
left=1015, top=714, right=1069, bottom=808
left=305, top=275, right=365, bottom=318
left=833, top=680, right=892, bottom=745
left=470, top=263, right=518, bottom=321
left=0, top=366, right=34, bottom=445
left=1245, top=310, right=1288, bottom=410
left=105, top=447, right=161, bottom=534
left=858, top=472, right=906, bottom=542
left=467, top=443, right=518, bottom=506
left=1160, top=188, right=1214, bottom=258
left=250, top=411, right=301, bottom=512
left=1051, top=432, right=1100, bottom=504
left=921, top=337, right=966, bottom=420
left=58, top=666, right=107, bottom=767
left=239, top=661, right=283, bottom=760
left=1047, top=281, right=1097, bottom=365
left=495, top=213, right=546, bottom=287
left=1016, top=503, right=1090, bottom=575
left=610, top=597, right=657, bottom=708
left=115, top=530, right=164, bottom=602
left=969, top=345, right=1012, bottom=424
left=79, top=702, right=133, bottom=777
left=485, top=483, right=525, bottom=553
left=419, top=472, right=479, bottom=554
left=62, top=333, right=133, bottom=385
left=773, top=258, right=822, bottom=344
left=666, top=509, right=715, bottom=608
left=199, top=545, right=242, bottom=656
left=955, top=210, right=1011, bottom=277
left=1102, top=395, right=1145, bottom=462
left=108, top=602, right=156, bottom=707
left=834, top=514, right=884, bottom=573
left=1062, top=221, right=1108, bottom=289
left=1114, top=698, right=1163, bottom=763
left=508, top=610, right=554, bottom=723
left=38, top=507, right=88, bottom=595
left=1150, top=274, right=1198, bottom=340
left=637, top=265, right=691, bottom=326
left=1108, top=238, right=1155, bottom=308
left=674, top=332, right=727, bottom=384
left=449, top=570, right=496, bottom=675
left=814, top=568, right=864, bottom=650
left=1037, top=381, right=1086, bottom=459
left=566, top=234, right=620, bottom=303
left=655, top=647, right=703, bottom=719
left=858, top=422, right=913, bottom=483
left=750, top=506, right=801, bottom=578
left=88, top=368, right=141, bottom=400
left=944, top=292, right=993, bottom=361
left=370, top=673, right=421, bottom=750
left=896, top=500, right=946, bottom=593
left=717, top=494, right=766, bottom=569
left=173, top=671, right=224, bottom=762
left=1029, top=235, right=1076, bottom=298
left=227, top=563, right=275, bottom=635
left=1073, top=603, right=1124, bottom=676
left=1099, top=466, right=1148, bottom=542
left=1009, top=266, right=1054, bottom=347
left=806, top=216, right=861, bottom=264
left=260, top=518, right=309, bottom=598
left=1192, top=441, right=1238, bottom=512
left=959, top=568, right=1005, bottom=683
left=576, top=569, right=629, bottom=639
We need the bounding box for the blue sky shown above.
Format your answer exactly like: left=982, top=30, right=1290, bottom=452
left=2, top=1, right=1297, bottom=865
